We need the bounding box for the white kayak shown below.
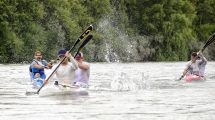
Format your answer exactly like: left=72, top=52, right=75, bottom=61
left=25, top=83, right=88, bottom=97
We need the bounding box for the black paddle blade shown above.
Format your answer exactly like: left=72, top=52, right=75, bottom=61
left=79, top=34, right=93, bottom=50
left=79, top=25, right=93, bottom=40
left=69, top=25, right=93, bottom=52
left=202, top=33, right=215, bottom=52
left=74, top=35, right=93, bottom=58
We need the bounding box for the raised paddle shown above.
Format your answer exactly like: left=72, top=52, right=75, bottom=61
left=70, top=25, right=93, bottom=52
left=177, top=33, right=215, bottom=81
left=36, top=26, right=93, bottom=94
left=74, top=35, right=93, bottom=58
left=201, top=33, right=215, bottom=52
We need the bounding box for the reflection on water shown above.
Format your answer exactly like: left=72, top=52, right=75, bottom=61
left=0, top=62, right=215, bottom=120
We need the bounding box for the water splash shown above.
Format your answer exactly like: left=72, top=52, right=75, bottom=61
left=97, top=16, right=137, bottom=62
left=104, top=42, right=120, bottom=63
left=141, top=72, right=151, bottom=89
left=110, top=71, right=150, bottom=91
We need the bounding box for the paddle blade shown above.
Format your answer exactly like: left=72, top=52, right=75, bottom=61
left=79, top=34, right=93, bottom=50
left=69, top=25, right=93, bottom=52
left=79, top=25, right=93, bottom=40
left=74, top=35, right=93, bottom=58
left=201, top=33, right=215, bottom=52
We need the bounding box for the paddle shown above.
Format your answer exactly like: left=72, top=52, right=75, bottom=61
left=74, top=34, right=93, bottom=58
left=177, top=33, right=215, bottom=81
left=69, top=25, right=93, bottom=52
left=36, top=26, right=93, bottom=94
left=201, top=33, right=215, bottom=52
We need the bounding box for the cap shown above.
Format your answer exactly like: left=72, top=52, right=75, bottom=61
left=58, top=49, right=66, bottom=57
left=75, top=52, right=83, bottom=59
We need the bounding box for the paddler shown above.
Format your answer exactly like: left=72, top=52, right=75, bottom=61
left=74, top=52, right=90, bottom=87
left=30, top=51, right=52, bottom=81
left=182, top=51, right=207, bottom=81
left=52, top=49, right=78, bottom=86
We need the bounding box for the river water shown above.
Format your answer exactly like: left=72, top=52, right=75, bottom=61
left=0, top=62, right=215, bottom=120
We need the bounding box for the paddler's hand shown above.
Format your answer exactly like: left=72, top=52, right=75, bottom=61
left=40, top=64, right=45, bottom=69
left=50, top=60, right=55, bottom=64
left=44, top=80, right=48, bottom=85
left=197, top=51, right=203, bottom=57
left=65, top=51, right=72, bottom=58
left=46, top=61, right=53, bottom=69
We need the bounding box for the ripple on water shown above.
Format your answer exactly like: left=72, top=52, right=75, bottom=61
left=0, top=63, right=215, bottom=120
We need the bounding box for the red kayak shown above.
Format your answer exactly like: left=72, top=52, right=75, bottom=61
left=185, top=74, right=205, bottom=82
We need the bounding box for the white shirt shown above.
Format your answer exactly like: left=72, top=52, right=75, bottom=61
left=186, top=57, right=207, bottom=76
left=53, top=57, right=78, bottom=85
left=74, top=62, right=90, bottom=84
left=186, top=60, right=200, bottom=75
left=199, top=59, right=207, bottom=77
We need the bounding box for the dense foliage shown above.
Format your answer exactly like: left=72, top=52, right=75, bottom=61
left=0, top=0, right=215, bottom=63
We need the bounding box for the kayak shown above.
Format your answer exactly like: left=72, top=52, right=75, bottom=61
left=27, top=70, right=88, bottom=96
left=25, top=83, right=88, bottom=96
left=184, top=74, right=205, bottom=82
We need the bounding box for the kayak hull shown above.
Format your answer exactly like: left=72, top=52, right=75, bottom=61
left=26, top=84, right=88, bottom=96
left=185, top=75, right=205, bottom=82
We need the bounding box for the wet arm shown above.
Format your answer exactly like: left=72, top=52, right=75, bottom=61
left=69, top=56, right=78, bottom=69
left=45, top=63, right=53, bottom=69
left=33, top=63, right=45, bottom=69
left=198, top=52, right=207, bottom=65
left=78, top=62, right=89, bottom=70
left=65, top=51, right=78, bottom=69
left=42, top=60, right=53, bottom=69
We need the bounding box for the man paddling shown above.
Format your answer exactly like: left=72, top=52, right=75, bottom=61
left=52, top=49, right=78, bottom=86
left=74, top=52, right=90, bottom=87
left=30, top=51, right=52, bottom=88
left=29, top=51, right=52, bottom=88
left=182, top=51, right=207, bottom=82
